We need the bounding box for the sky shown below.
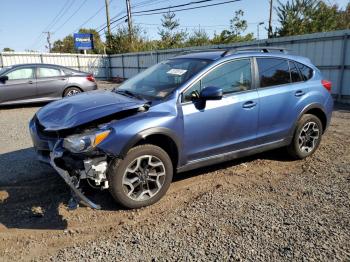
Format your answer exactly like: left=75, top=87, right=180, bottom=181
left=0, top=0, right=348, bottom=52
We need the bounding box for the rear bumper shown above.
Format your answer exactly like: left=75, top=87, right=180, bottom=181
left=82, top=82, right=98, bottom=92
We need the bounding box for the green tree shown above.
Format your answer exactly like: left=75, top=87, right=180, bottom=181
left=2, top=47, right=14, bottom=52
left=51, top=28, right=105, bottom=54
left=51, top=35, right=74, bottom=53
left=185, top=29, right=210, bottom=47
left=109, top=25, right=157, bottom=54
left=211, top=10, right=254, bottom=44
left=275, top=0, right=350, bottom=36
left=158, top=11, right=187, bottom=49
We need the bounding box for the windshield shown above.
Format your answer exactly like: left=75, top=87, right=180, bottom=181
left=116, top=58, right=212, bottom=99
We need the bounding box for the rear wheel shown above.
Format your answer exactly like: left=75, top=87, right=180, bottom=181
left=107, top=144, right=173, bottom=209
left=63, top=87, right=81, bottom=97
left=287, top=114, right=323, bottom=159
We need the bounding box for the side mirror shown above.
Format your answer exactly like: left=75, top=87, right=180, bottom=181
left=0, top=75, right=8, bottom=84
left=200, top=86, right=223, bottom=100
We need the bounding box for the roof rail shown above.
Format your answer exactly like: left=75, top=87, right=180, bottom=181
left=177, top=48, right=226, bottom=55
left=221, top=46, right=288, bottom=57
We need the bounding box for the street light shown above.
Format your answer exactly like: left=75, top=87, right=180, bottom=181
left=257, top=22, right=264, bottom=40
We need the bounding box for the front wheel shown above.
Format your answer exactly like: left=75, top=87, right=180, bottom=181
left=107, top=144, right=173, bottom=209
left=287, top=114, right=323, bottom=159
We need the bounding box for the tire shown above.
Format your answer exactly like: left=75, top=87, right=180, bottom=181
left=287, top=114, right=323, bottom=159
left=63, top=87, right=82, bottom=97
left=107, top=144, right=173, bottom=209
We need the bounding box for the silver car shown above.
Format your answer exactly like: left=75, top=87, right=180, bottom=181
left=0, top=63, right=97, bottom=105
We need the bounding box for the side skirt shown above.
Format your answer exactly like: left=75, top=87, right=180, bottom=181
left=177, top=139, right=289, bottom=173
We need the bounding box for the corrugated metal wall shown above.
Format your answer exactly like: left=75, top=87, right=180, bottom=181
left=1, top=30, right=349, bottom=101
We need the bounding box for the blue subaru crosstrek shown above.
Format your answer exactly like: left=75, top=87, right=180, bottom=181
left=29, top=47, right=333, bottom=209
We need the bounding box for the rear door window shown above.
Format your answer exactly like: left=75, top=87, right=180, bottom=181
left=257, top=58, right=291, bottom=88
left=38, top=67, right=62, bottom=78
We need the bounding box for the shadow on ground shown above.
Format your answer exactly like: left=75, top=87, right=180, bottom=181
left=0, top=147, right=69, bottom=230
left=0, top=146, right=292, bottom=231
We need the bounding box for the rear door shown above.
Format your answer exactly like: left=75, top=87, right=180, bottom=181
left=36, top=66, right=68, bottom=99
left=0, top=67, right=36, bottom=104
left=255, top=57, right=307, bottom=144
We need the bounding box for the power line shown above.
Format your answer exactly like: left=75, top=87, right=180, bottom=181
left=98, top=0, right=241, bottom=33
left=132, top=0, right=222, bottom=15
left=53, top=0, right=89, bottom=34
left=45, top=0, right=73, bottom=31
left=30, top=0, right=73, bottom=49
left=133, top=0, right=241, bottom=17
left=73, top=5, right=105, bottom=32
left=96, top=0, right=168, bottom=32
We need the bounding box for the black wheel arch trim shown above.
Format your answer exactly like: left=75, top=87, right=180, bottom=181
left=289, top=103, right=327, bottom=138
left=119, top=127, right=182, bottom=162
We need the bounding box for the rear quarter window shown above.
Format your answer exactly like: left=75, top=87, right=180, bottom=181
left=295, top=62, right=314, bottom=81
left=289, top=61, right=303, bottom=83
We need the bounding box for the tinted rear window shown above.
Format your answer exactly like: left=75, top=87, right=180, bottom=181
left=296, top=62, right=313, bottom=81
left=257, top=58, right=291, bottom=88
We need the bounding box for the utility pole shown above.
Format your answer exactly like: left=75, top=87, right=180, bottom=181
left=125, top=0, right=133, bottom=45
left=105, top=0, right=111, bottom=49
left=268, top=0, right=273, bottom=38
left=43, top=31, right=53, bottom=52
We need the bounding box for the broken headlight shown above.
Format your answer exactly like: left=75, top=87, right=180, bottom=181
left=63, top=129, right=111, bottom=153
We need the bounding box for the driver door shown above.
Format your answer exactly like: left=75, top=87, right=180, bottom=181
left=180, top=58, right=259, bottom=162
left=0, top=66, right=37, bottom=104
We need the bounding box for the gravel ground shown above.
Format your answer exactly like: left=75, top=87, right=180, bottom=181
left=0, top=95, right=349, bottom=261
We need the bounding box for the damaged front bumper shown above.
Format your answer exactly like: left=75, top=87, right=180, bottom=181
left=50, top=145, right=101, bottom=210
left=49, top=141, right=112, bottom=210
left=30, top=117, right=112, bottom=210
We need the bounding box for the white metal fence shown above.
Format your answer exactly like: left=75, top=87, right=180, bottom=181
left=1, top=29, right=349, bottom=102
left=0, top=52, right=110, bottom=79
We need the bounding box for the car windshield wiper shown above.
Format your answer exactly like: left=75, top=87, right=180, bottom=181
left=114, top=89, right=144, bottom=100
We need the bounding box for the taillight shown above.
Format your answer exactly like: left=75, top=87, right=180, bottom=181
left=321, top=80, right=332, bottom=92
left=86, top=74, right=95, bottom=82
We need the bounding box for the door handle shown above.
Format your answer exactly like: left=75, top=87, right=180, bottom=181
left=61, top=78, right=67, bottom=80
left=28, top=80, right=34, bottom=84
left=295, top=90, right=305, bottom=97
left=242, top=101, right=257, bottom=109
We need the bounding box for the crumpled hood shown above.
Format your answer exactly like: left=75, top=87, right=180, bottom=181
left=36, top=90, right=146, bottom=131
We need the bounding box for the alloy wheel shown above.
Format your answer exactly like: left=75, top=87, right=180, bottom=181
left=122, top=155, right=166, bottom=201
left=298, top=121, right=320, bottom=153
left=66, top=89, right=80, bottom=96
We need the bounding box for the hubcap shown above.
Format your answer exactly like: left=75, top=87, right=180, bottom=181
left=67, top=89, right=80, bottom=96
left=122, top=155, right=166, bottom=201
left=298, top=121, right=320, bottom=153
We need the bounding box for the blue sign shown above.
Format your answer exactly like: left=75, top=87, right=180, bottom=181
left=74, top=33, right=94, bottom=50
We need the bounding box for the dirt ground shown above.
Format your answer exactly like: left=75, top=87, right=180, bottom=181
left=0, top=96, right=349, bottom=260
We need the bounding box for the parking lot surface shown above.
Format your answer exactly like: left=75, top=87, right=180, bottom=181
left=0, top=88, right=349, bottom=260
